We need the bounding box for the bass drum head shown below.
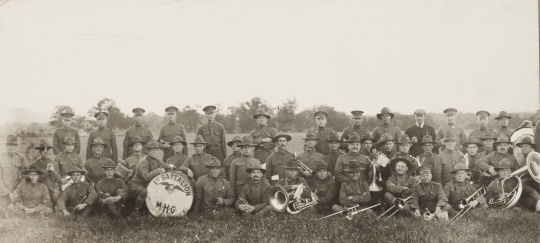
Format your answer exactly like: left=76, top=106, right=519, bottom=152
left=511, top=127, right=534, bottom=161
left=146, top=172, right=194, bottom=217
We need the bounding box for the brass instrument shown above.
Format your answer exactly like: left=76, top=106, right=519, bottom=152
left=317, top=205, right=361, bottom=220
left=377, top=196, right=411, bottom=220
left=345, top=203, right=381, bottom=220
left=487, top=152, right=540, bottom=209
left=268, top=186, right=317, bottom=214
left=457, top=150, right=469, bottom=169
left=451, top=187, right=486, bottom=220
left=297, top=160, right=313, bottom=175
left=423, top=208, right=436, bottom=221
left=369, top=163, right=382, bottom=192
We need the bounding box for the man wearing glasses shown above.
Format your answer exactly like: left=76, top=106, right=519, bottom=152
left=340, top=110, right=371, bottom=142
left=157, top=106, right=188, bottom=162
left=122, top=108, right=154, bottom=160
left=87, top=111, right=118, bottom=161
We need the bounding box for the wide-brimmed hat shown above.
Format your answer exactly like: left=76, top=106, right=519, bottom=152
left=238, top=136, right=257, bottom=147
left=347, top=132, right=362, bottom=143
left=417, top=165, right=433, bottom=175
left=205, top=157, right=222, bottom=168
left=314, top=111, right=328, bottom=118
left=463, top=136, right=482, bottom=147
left=390, top=157, right=413, bottom=171
left=91, top=137, right=108, bottom=149
left=253, top=109, right=272, bottom=119
left=494, top=135, right=511, bottom=145
left=360, top=133, right=377, bottom=144
left=67, top=167, right=87, bottom=176
left=101, top=160, right=116, bottom=169
left=479, top=131, right=497, bottom=141
left=272, top=132, right=292, bottom=143
left=129, top=136, right=147, bottom=147
left=414, top=109, right=427, bottom=115
left=494, top=158, right=513, bottom=171
left=34, top=139, right=53, bottom=150
left=442, top=131, right=457, bottom=142
left=146, top=139, right=160, bottom=149
left=475, top=111, right=490, bottom=117
left=227, top=136, right=242, bottom=147
left=246, top=161, right=266, bottom=174
left=203, top=105, right=217, bottom=112
left=343, top=160, right=362, bottom=172
left=132, top=108, right=145, bottom=115
left=191, top=135, right=208, bottom=145
left=165, top=106, right=179, bottom=113
left=419, top=135, right=435, bottom=146
left=351, top=110, right=364, bottom=117
left=314, top=162, right=331, bottom=171
left=516, top=137, right=536, bottom=149
left=396, top=134, right=413, bottom=145
left=170, top=136, right=187, bottom=146
left=494, top=111, right=512, bottom=120
left=94, top=111, right=109, bottom=118
left=6, top=134, right=18, bottom=145
left=282, top=159, right=303, bottom=170
left=376, top=107, right=394, bottom=120
left=449, top=163, right=470, bottom=174
left=326, top=132, right=341, bottom=143
left=378, top=133, right=396, bottom=144
left=61, top=134, right=78, bottom=145
left=302, top=128, right=319, bottom=140
left=443, top=108, right=458, bottom=114
left=60, top=111, right=75, bottom=118
left=339, top=143, right=349, bottom=153
left=23, top=164, right=43, bottom=175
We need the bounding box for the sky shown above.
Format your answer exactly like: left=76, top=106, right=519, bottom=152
left=0, top=0, right=538, bottom=123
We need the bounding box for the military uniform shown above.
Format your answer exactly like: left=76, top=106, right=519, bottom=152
left=392, top=152, right=419, bottom=177
left=86, top=155, right=115, bottom=186
left=484, top=177, right=540, bottom=211
left=312, top=163, right=338, bottom=213
left=341, top=126, right=370, bottom=142
left=53, top=127, right=81, bottom=155
left=324, top=150, right=340, bottom=176
left=435, top=124, right=467, bottom=152
left=275, top=177, right=312, bottom=199
left=57, top=180, right=98, bottom=217
left=249, top=123, right=278, bottom=164
left=0, top=150, right=25, bottom=208
left=9, top=181, right=53, bottom=215
left=433, top=149, right=464, bottom=186
left=87, top=127, right=118, bottom=162
left=265, top=150, right=294, bottom=185
left=196, top=122, right=227, bottom=163
left=335, top=177, right=371, bottom=211
left=403, top=181, right=451, bottom=215
left=494, top=111, right=513, bottom=138
left=181, top=153, right=224, bottom=183
left=55, top=151, right=84, bottom=177
left=122, top=124, right=153, bottom=160
left=236, top=179, right=273, bottom=215
left=194, top=170, right=235, bottom=214
left=334, top=153, right=370, bottom=184
left=404, top=124, right=437, bottom=157
left=31, top=157, right=61, bottom=205
left=158, top=122, right=188, bottom=162
left=385, top=173, right=418, bottom=205
left=166, top=152, right=188, bottom=170
left=223, top=151, right=241, bottom=180
left=444, top=180, right=486, bottom=211
left=297, top=148, right=325, bottom=188
left=95, top=177, right=128, bottom=218
left=124, top=153, right=145, bottom=172
left=475, top=153, right=519, bottom=173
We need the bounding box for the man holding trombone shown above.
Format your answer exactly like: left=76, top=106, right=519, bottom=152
left=443, top=163, right=487, bottom=220
left=384, top=158, right=418, bottom=213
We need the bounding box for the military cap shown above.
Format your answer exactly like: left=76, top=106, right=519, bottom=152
left=347, top=132, right=362, bottom=143
left=272, top=132, right=292, bottom=143
left=132, top=108, right=145, bottom=114
left=205, top=157, right=222, bottom=168
left=449, top=163, right=470, bottom=174
left=60, top=111, right=75, bottom=118
left=203, top=105, right=217, bottom=112
left=302, top=128, right=319, bottom=140
left=165, top=106, right=179, bottom=113
left=282, top=159, right=303, bottom=170
left=442, top=131, right=457, bottom=142
left=416, top=165, right=433, bottom=175
left=351, top=110, right=364, bottom=117
left=343, top=160, right=362, bottom=172
left=396, top=134, right=413, bottom=144
left=339, top=143, right=349, bottom=153
left=23, top=163, right=44, bottom=175
left=253, top=109, right=272, bottom=119
left=67, top=166, right=86, bottom=176
left=414, top=109, right=427, bottom=115
left=191, top=135, right=208, bottom=145
left=170, top=136, right=187, bottom=146
left=238, top=136, right=256, bottom=147
left=516, top=137, right=536, bottom=149
left=493, top=135, right=511, bottom=145
left=360, top=133, right=377, bottom=144
left=91, top=137, right=108, bottom=148
left=463, top=136, right=482, bottom=147
left=314, top=111, right=328, bottom=118
left=325, top=132, right=341, bottom=143
left=246, top=161, right=266, bottom=174
left=6, top=134, right=18, bottom=145
left=475, top=110, right=490, bottom=117
left=314, top=162, right=331, bottom=171
left=494, top=111, right=512, bottom=120
left=129, top=136, right=147, bottom=147
left=376, top=107, right=394, bottom=120
left=419, top=135, right=435, bottom=145
left=146, top=139, right=160, bottom=149
left=520, top=120, right=533, bottom=128
left=443, top=108, right=458, bottom=114
left=61, top=134, right=78, bottom=145
left=493, top=158, right=513, bottom=171
left=378, top=133, right=396, bottom=144
left=479, top=131, right=497, bottom=141
left=390, top=157, right=413, bottom=171
left=94, top=111, right=109, bottom=118
left=227, top=136, right=242, bottom=147
left=34, top=139, right=53, bottom=150
left=101, top=160, right=116, bottom=169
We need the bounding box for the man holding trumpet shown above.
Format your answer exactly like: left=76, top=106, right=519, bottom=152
left=297, top=128, right=326, bottom=188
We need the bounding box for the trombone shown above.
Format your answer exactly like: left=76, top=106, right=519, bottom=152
left=377, top=196, right=411, bottom=220
left=451, top=187, right=486, bottom=221
left=345, top=203, right=380, bottom=220
left=297, top=160, right=313, bottom=175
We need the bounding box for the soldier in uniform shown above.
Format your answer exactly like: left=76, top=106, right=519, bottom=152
left=7, top=164, right=53, bottom=216
left=392, top=134, right=419, bottom=176
left=469, top=111, right=498, bottom=153
left=476, top=135, right=519, bottom=187
left=516, top=137, right=535, bottom=167
left=223, top=136, right=242, bottom=180
left=30, top=139, right=61, bottom=207
left=312, top=162, right=338, bottom=213
left=433, top=131, right=466, bottom=186
left=165, top=136, right=188, bottom=170
left=196, top=105, right=227, bottom=164
left=372, top=107, right=402, bottom=143
left=95, top=161, right=128, bottom=218
left=313, top=111, right=336, bottom=155
left=57, top=167, right=98, bottom=217
left=86, top=111, right=118, bottom=162
left=435, top=108, right=467, bottom=152
left=128, top=139, right=173, bottom=215
left=462, top=137, right=483, bottom=185
left=324, top=132, right=341, bottom=176
left=236, top=162, right=273, bottom=216
left=180, top=135, right=224, bottom=183
left=275, top=159, right=315, bottom=213
left=117, top=136, right=146, bottom=183
left=158, top=106, right=188, bottom=162
left=332, top=161, right=373, bottom=215
left=443, top=163, right=487, bottom=217
left=52, top=111, right=81, bottom=155
left=341, top=110, right=371, bottom=141
left=494, top=111, right=513, bottom=138
left=478, top=131, right=497, bottom=157
left=377, top=134, right=398, bottom=181
left=334, top=132, right=371, bottom=184
left=249, top=109, right=278, bottom=166
left=360, top=132, right=378, bottom=162
left=404, top=109, right=437, bottom=157
left=298, top=128, right=326, bottom=187
left=418, top=135, right=436, bottom=169
left=0, top=135, right=25, bottom=209
left=338, top=143, right=349, bottom=156
left=385, top=158, right=418, bottom=208
left=194, top=158, right=235, bottom=214
left=55, top=134, right=84, bottom=178
left=122, top=108, right=154, bottom=160
left=230, top=137, right=265, bottom=197
left=85, top=138, right=116, bottom=186
left=265, top=132, right=294, bottom=186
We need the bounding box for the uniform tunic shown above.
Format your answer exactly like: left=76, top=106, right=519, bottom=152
left=0, top=152, right=24, bottom=207
left=443, top=180, right=485, bottom=210
left=433, top=149, right=464, bottom=185
left=158, top=122, right=188, bottom=162
left=95, top=177, right=128, bottom=217
left=496, top=127, right=512, bottom=138
left=166, top=152, right=188, bottom=170
left=315, top=126, right=336, bottom=155
left=467, top=153, right=482, bottom=171
left=124, top=153, right=145, bottom=171
left=435, top=124, right=467, bottom=151
left=12, top=181, right=52, bottom=213
left=57, top=182, right=97, bottom=215
left=386, top=174, right=418, bottom=197
left=85, top=155, right=115, bottom=185
left=229, top=155, right=261, bottom=196
left=31, top=158, right=61, bottom=197
left=122, top=124, right=153, bottom=159
left=334, top=152, right=370, bottom=183
left=194, top=175, right=234, bottom=213
left=380, top=150, right=398, bottom=181
left=275, top=177, right=312, bottom=199
left=249, top=124, right=278, bottom=163
left=87, top=127, right=118, bottom=161
left=372, top=124, right=402, bottom=142
left=404, top=123, right=437, bottom=157
left=297, top=149, right=325, bottom=187
left=223, top=152, right=241, bottom=180
left=196, top=122, right=227, bottom=163
left=341, top=125, right=371, bottom=141
left=181, top=154, right=224, bottom=183
left=265, top=150, right=295, bottom=185
left=236, top=180, right=272, bottom=213
left=55, top=151, right=84, bottom=177
left=419, top=153, right=436, bottom=169
left=324, top=150, right=340, bottom=176
left=313, top=177, right=338, bottom=208
left=469, top=128, right=498, bottom=153
left=478, top=148, right=495, bottom=158
left=53, top=127, right=81, bottom=155
left=475, top=152, right=519, bottom=173
left=339, top=179, right=371, bottom=207
left=409, top=181, right=448, bottom=211
left=128, top=156, right=169, bottom=205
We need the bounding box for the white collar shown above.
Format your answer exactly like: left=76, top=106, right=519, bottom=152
left=417, top=122, right=424, bottom=128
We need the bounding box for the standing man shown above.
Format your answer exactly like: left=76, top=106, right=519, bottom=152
left=249, top=109, right=278, bottom=165
left=223, top=136, right=242, bottom=180
left=196, top=105, right=227, bottom=164
left=341, top=110, right=371, bottom=141
left=372, top=107, right=402, bottom=142
left=298, top=128, right=326, bottom=187
left=435, top=108, right=467, bottom=152
left=494, top=111, right=513, bottom=138
left=313, top=111, right=336, bottom=155
left=158, top=106, right=188, bottom=163
left=85, top=138, right=116, bottom=186
left=53, top=111, right=81, bottom=155
left=334, top=132, right=371, bottom=184
left=86, top=111, right=118, bottom=162
left=265, top=132, right=294, bottom=185
left=469, top=111, right=498, bottom=145
left=0, top=135, right=25, bottom=210
left=404, top=109, right=436, bottom=157
left=123, top=108, right=154, bottom=160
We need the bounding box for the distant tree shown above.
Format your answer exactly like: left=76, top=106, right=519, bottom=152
left=141, top=112, right=165, bottom=132
left=49, top=105, right=75, bottom=128
left=177, top=106, right=202, bottom=133
left=228, top=97, right=275, bottom=133
left=276, top=98, right=298, bottom=132
left=72, top=116, right=86, bottom=134
left=87, top=98, right=129, bottom=132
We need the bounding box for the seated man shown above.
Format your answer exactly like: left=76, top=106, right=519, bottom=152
left=402, top=165, right=452, bottom=220
left=194, top=158, right=235, bottom=215
left=385, top=158, right=419, bottom=207
left=95, top=161, right=128, bottom=218
left=418, top=135, right=436, bottom=169
left=443, top=163, right=487, bottom=217
left=31, top=139, right=61, bottom=207
left=476, top=135, right=519, bottom=187
left=334, top=132, right=370, bottom=184
left=462, top=137, right=483, bottom=185
left=392, top=134, right=419, bottom=176
left=324, top=132, right=342, bottom=176
left=165, top=136, right=189, bottom=170
left=478, top=131, right=497, bottom=158
left=484, top=158, right=540, bottom=212
left=7, top=164, right=53, bottom=216
left=223, top=136, right=242, bottom=180
left=377, top=133, right=398, bottom=181
left=55, top=134, right=84, bottom=178
left=85, top=137, right=116, bottom=186
left=338, top=143, right=349, bottom=156
left=57, top=167, right=98, bottom=217
left=230, top=136, right=265, bottom=198
left=298, top=128, right=326, bottom=188
left=333, top=161, right=373, bottom=216
left=275, top=159, right=314, bottom=213
left=312, top=163, right=338, bottom=213
left=117, top=136, right=146, bottom=182
left=360, top=132, right=378, bottom=162
left=180, top=135, right=223, bottom=182
left=515, top=137, right=540, bottom=193
left=236, top=162, right=273, bottom=216
left=434, top=131, right=465, bottom=186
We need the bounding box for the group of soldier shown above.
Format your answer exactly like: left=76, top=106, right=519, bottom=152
left=1, top=105, right=539, bottom=221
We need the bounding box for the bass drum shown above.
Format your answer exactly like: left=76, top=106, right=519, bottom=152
left=146, top=171, right=195, bottom=217
left=510, top=127, right=534, bottom=161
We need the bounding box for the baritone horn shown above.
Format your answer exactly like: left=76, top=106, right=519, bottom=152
left=268, top=186, right=317, bottom=214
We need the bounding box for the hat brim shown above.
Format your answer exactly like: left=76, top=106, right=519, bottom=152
left=494, top=166, right=513, bottom=171
left=397, top=141, right=413, bottom=145
left=23, top=170, right=43, bottom=175
left=238, top=143, right=257, bottom=147
left=62, top=141, right=79, bottom=145
left=227, top=140, right=242, bottom=147
left=463, top=142, right=482, bottom=147
left=450, top=168, right=471, bottom=174
left=416, top=165, right=433, bottom=174
left=282, top=166, right=302, bottom=170
left=301, top=137, right=320, bottom=140
left=419, top=141, right=436, bottom=146
left=246, top=168, right=267, bottom=174
left=494, top=141, right=512, bottom=145
left=34, top=146, right=53, bottom=150
left=343, top=168, right=362, bottom=172
left=325, top=139, right=342, bottom=143
left=360, top=138, right=377, bottom=143
left=101, top=166, right=116, bottom=169
left=376, top=113, right=394, bottom=120
left=390, top=158, right=413, bottom=171
left=272, top=135, right=292, bottom=143
left=170, top=141, right=187, bottom=146
left=494, top=116, right=512, bottom=120
left=516, top=142, right=537, bottom=149
left=252, top=114, right=272, bottom=120
left=67, top=171, right=87, bottom=176
left=6, top=142, right=18, bottom=145
left=92, top=143, right=108, bottom=149
left=94, top=112, right=109, bottom=118
left=190, top=142, right=208, bottom=145
left=129, top=141, right=147, bottom=147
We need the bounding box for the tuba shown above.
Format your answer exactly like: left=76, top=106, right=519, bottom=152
left=268, top=186, right=318, bottom=214
left=488, top=152, right=540, bottom=209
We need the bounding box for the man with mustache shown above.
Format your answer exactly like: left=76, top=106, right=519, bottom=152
left=265, top=132, right=294, bottom=186
left=476, top=135, right=519, bottom=187
left=334, top=133, right=370, bottom=184
left=236, top=162, right=273, bottom=216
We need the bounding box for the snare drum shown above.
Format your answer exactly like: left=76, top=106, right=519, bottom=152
left=146, top=172, right=194, bottom=217
left=115, top=161, right=132, bottom=182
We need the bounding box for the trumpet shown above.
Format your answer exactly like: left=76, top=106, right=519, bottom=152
left=345, top=203, right=381, bottom=220
left=377, top=196, right=411, bottom=220
left=451, top=187, right=486, bottom=221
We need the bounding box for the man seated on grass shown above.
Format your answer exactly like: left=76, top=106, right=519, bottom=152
left=443, top=163, right=486, bottom=217
left=418, top=135, right=436, bottom=169
left=236, top=162, right=273, bottom=216
left=312, top=162, right=338, bottom=213
left=95, top=161, right=128, bottom=218
left=385, top=158, right=418, bottom=210
left=402, top=165, right=451, bottom=220
left=275, top=159, right=315, bottom=213
left=57, top=167, right=98, bottom=217
left=194, top=158, right=235, bottom=215
left=333, top=161, right=373, bottom=216
left=7, top=164, right=53, bottom=217
left=484, top=158, right=540, bottom=212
